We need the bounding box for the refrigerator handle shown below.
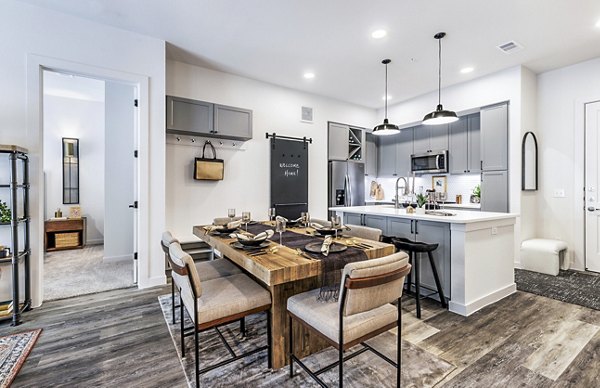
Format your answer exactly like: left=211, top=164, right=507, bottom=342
left=347, top=174, right=352, bottom=206
left=343, top=175, right=349, bottom=206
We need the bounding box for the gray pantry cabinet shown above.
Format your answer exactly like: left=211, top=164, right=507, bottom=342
left=481, top=170, right=508, bottom=212
left=480, top=103, right=508, bottom=171
left=166, top=95, right=253, bottom=141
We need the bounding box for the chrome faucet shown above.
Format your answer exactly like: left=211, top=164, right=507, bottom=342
left=395, top=177, right=409, bottom=208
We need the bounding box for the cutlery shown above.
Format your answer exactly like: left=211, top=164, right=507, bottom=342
left=248, top=250, right=267, bottom=257
left=295, top=248, right=317, bottom=261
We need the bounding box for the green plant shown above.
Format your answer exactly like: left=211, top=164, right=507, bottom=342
left=0, top=201, right=11, bottom=223
left=416, top=193, right=428, bottom=208
left=472, top=184, right=481, bottom=198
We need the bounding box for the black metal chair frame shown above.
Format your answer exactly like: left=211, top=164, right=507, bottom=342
left=393, top=238, right=448, bottom=319
left=168, top=251, right=271, bottom=387
left=288, top=264, right=412, bottom=388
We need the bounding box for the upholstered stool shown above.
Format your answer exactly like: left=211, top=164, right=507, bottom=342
left=521, top=239, right=569, bottom=276
left=392, top=237, right=447, bottom=318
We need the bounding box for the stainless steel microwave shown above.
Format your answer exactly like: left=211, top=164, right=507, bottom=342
left=411, top=150, right=448, bottom=174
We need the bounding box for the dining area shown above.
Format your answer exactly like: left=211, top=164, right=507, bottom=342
left=161, top=209, right=418, bottom=387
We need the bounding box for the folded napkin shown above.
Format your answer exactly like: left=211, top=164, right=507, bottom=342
left=230, top=230, right=274, bottom=241
left=203, top=219, right=243, bottom=234
left=321, top=235, right=333, bottom=256
left=279, top=216, right=303, bottom=223
left=311, top=222, right=325, bottom=229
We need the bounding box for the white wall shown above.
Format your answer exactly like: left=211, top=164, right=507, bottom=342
left=0, top=0, right=166, bottom=305
left=43, top=76, right=106, bottom=245
left=166, top=60, right=377, bottom=240
left=536, top=56, right=600, bottom=270
left=104, top=82, right=135, bottom=261
left=381, top=66, right=525, bottom=263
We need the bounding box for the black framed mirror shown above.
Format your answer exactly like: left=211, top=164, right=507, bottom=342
left=521, top=131, right=538, bottom=191
left=62, top=137, right=80, bottom=204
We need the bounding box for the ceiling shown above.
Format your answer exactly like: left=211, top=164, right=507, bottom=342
left=20, top=0, right=600, bottom=108
left=43, top=70, right=105, bottom=102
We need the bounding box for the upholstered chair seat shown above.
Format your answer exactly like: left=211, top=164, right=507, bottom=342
left=344, top=224, right=383, bottom=241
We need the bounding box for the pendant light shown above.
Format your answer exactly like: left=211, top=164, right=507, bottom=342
left=373, top=59, right=400, bottom=136
left=422, top=32, right=458, bottom=125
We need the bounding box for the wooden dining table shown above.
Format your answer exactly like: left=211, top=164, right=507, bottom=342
left=193, top=222, right=395, bottom=369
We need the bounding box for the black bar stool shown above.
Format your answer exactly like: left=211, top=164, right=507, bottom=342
left=392, top=237, right=448, bottom=318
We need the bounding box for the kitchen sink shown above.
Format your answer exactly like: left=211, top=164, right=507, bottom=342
left=425, top=210, right=456, bottom=216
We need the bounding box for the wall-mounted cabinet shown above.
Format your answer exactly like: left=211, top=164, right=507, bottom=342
left=481, top=103, right=508, bottom=171
left=377, top=127, right=413, bottom=177
left=328, top=122, right=364, bottom=161
left=364, top=132, right=377, bottom=177
left=449, top=114, right=481, bottom=174
left=413, top=124, right=449, bottom=154
left=166, top=95, right=253, bottom=141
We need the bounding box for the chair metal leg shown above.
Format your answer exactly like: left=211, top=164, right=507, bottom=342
left=289, top=315, right=294, bottom=378
left=397, top=297, right=402, bottom=388
left=180, top=296, right=186, bottom=358
left=427, top=251, right=448, bottom=308
left=415, top=252, right=421, bottom=319
left=172, top=281, right=176, bottom=325
left=266, top=311, right=272, bottom=369
left=195, top=322, right=200, bottom=388
left=240, top=317, right=246, bottom=337
left=405, top=251, right=413, bottom=293
left=339, top=314, right=344, bottom=388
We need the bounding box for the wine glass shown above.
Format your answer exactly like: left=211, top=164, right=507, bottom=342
left=228, top=208, right=236, bottom=223
left=268, top=207, right=276, bottom=222
left=330, top=215, right=341, bottom=239
left=242, top=211, right=251, bottom=232
left=275, top=218, right=286, bottom=246
left=301, top=212, right=310, bottom=228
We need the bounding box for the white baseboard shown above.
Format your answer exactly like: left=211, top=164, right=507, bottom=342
left=103, top=254, right=133, bottom=263
left=138, top=275, right=166, bottom=289
left=449, top=283, right=517, bottom=317
left=87, top=239, right=104, bottom=246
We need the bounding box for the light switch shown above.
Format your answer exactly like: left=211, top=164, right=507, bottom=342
left=553, top=189, right=566, bottom=198
left=491, top=227, right=498, bottom=235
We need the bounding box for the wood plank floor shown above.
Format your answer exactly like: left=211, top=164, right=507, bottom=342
left=1, top=286, right=599, bottom=387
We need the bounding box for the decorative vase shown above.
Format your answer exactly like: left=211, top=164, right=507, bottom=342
left=416, top=207, right=426, bottom=214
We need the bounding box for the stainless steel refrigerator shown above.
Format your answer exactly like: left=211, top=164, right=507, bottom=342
left=328, top=161, right=365, bottom=212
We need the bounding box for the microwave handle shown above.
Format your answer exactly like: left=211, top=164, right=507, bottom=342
left=436, top=154, right=442, bottom=169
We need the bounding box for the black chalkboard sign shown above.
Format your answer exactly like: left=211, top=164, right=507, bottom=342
left=270, top=137, right=308, bottom=220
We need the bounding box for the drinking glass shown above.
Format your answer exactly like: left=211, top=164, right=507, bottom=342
left=301, top=212, right=310, bottom=227
left=330, top=215, right=341, bottom=239
left=227, top=208, right=236, bottom=223
left=275, top=218, right=286, bottom=246
left=268, top=207, right=276, bottom=222
left=242, top=211, right=251, bottom=231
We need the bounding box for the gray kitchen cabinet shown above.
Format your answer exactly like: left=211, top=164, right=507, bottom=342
left=481, top=103, right=508, bottom=171
left=328, top=123, right=350, bottom=160
left=481, top=170, right=508, bottom=212
left=449, top=113, right=481, bottom=174
left=414, top=220, right=451, bottom=298
left=387, top=218, right=413, bottom=240
left=364, top=215, right=387, bottom=234
left=365, top=132, right=378, bottom=177
left=467, top=114, right=481, bottom=173
left=413, top=124, right=449, bottom=154
left=213, top=104, right=253, bottom=140
left=377, top=134, right=397, bottom=177
left=344, top=213, right=363, bottom=226
left=395, top=127, right=413, bottom=177
left=166, top=95, right=213, bottom=135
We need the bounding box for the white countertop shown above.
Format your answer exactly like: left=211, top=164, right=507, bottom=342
left=330, top=205, right=518, bottom=224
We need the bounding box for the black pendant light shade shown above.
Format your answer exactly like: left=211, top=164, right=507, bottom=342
left=373, top=59, right=400, bottom=136
left=423, top=32, right=458, bottom=126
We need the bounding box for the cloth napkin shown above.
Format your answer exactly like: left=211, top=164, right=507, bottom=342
left=321, top=235, right=333, bottom=256
left=310, top=222, right=324, bottom=229
left=203, top=219, right=243, bottom=234
left=229, top=230, right=274, bottom=241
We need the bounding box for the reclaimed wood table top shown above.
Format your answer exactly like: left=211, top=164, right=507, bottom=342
left=193, top=223, right=395, bottom=287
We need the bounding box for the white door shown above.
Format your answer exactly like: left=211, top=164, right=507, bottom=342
left=585, top=100, right=600, bottom=272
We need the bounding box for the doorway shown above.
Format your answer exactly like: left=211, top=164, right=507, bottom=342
left=585, top=100, right=600, bottom=273
left=41, top=70, right=137, bottom=300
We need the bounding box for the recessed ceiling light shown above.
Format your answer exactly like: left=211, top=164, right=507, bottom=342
left=371, top=29, right=387, bottom=39
left=460, top=67, right=474, bottom=74
left=382, top=95, right=392, bottom=101
left=303, top=72, right=315, bottom=79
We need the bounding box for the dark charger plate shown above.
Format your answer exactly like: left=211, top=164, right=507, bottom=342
left=212, top=227, right=239, bottom=235
left=305, top=242, right=347, bottom=254
left=230, top=241, right=271, bottom=250
left=313, top=228, right=342, bottom=236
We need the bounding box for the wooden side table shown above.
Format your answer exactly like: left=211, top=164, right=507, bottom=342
left=44, top=217, right=87, bottom=252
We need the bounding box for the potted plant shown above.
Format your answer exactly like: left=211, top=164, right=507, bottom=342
left=471, top=184, right=481, bottom=204
left=0, top=201, right=11, bottom=223
left=415, top=193, right=427, bottom=214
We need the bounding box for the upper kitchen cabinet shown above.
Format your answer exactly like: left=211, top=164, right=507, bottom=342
left=449, top=113, right=481, bottom=174
left=413, top=124, right=449, bottom=154
left=166, top=96, right=253, bottom=141
left=395, top=127, right=413, bottom=177
left=480, top=103, right=508, bottom=171
left=328, top=122, right=364, bottom=161
left=364, top=132, right=377, bottom=177
left=377, top=134, right=397, bottom=176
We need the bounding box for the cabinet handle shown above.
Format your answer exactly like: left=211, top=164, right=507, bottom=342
left=410, top=220, right=414, bottom=234
left=415, top=220, right=418, bottom=235
left=480, top=160, right=483, bottom=170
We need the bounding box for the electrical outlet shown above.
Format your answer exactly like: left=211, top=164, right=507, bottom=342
left=553, top=189, right=566, bottom=198
left=491, top=227, right=498, bottom=235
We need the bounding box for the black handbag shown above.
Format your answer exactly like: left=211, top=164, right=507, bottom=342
left=194, top=141, right=224, bottom=181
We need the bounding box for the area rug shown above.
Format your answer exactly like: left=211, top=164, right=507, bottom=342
left=158, top=294, right=455, bottom=387
left=44, top=245, right=134, bottom=300
left=515, top=268, right=600, bottom=310
left=0, top=329, right=42, bottom=388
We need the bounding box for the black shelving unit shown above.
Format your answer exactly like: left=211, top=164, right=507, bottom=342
left=0, top=145, right=31, bottom=326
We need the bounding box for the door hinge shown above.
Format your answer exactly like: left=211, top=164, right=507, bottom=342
left=134, top=252, right=138, bottom=261
left=134, top=150, right=138, bottom=158
left=129, top=201, right=138, bottom=209
left=134, top=99, right=139, bottom=107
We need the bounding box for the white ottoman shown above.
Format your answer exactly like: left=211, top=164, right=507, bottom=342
left=520, top=239, right=569, bottom=276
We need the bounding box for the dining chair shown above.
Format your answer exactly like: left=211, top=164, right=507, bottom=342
left=344, top=224, right=383, bottom=241
left=168, top=242, right=272, bottom=387
left=287, top=252, right=411, bottom=387
left=161, top=231, right=242, bottom=325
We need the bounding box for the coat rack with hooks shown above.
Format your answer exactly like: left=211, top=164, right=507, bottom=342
left=166, top=134, right=247, bottom=151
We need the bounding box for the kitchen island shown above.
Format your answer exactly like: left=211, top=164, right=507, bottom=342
left=331, top=205, right=518, bottom=316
